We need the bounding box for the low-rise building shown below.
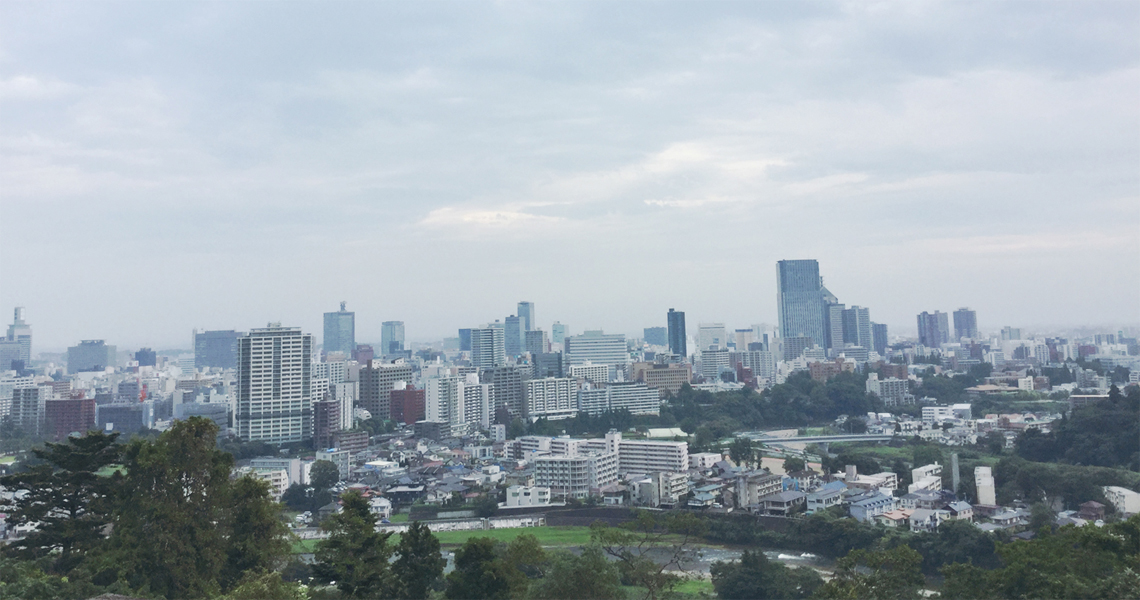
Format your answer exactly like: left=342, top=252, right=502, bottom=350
left=807, top=481, right=847, bottom=514
left=504, top=485, right=552, bottom=507
left=1103, top=486, right=1140, bottom=516
left=848, top=490, right=898, bottom=522
left=759, top=490, right=806, bottom=516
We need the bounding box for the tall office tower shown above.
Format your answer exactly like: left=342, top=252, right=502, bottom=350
left=381, top=321, right=406, bottom=355
left=644, top=327, right=667, bottom=347
left=698, top=323, right=727, bottom=351
left=783, top=336, right=815, bottom=361
left=937, top=312, right=950, bottom=345
left=517, top=301, right=536, bottom=332
left=358, top=360, right=414, bottom=420
left=551, top=322, right=567, bottom=346
left=733, top=329, right=755, bottom=352
left=916, top=311, right=948, bottom=349
left=481, top=366, right=524, bottom=419
left=525, top=329, right=549, bottom=355
left=0, top=307, right=32, bottom=369
left=871, top=323, right=889, bottom=355
left=667, top=309, right=687, bottom=358
left=953, top=308, right=978, bottom=341
left=194, top=330, right=241, bottom=370
left=235, top=324, right=314, bottom=443
left=504, top=315, right=524, bottom=358
left=565, top=331, right=628, bottom=366
left=458, top=328, right=472, bottom=352
left=1000, top=326, right=1021, bottom=341
left=470, top=326, right=506, bottom=369
left=842, top=306, right=872, bottom=350
left=67, top=340, right=116, bottom=373
left=776, top=260, right=833, bottom=359
left=826, top=303, right=846, bottom=354
left=323, top=302, right=355, bottom=357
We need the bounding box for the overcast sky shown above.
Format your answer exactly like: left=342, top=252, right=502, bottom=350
left=1, top=1, right=1138, bottom=350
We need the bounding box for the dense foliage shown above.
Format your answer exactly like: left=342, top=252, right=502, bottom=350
left=1015, top=385, right=1140, bottom=470
left=710, top=549, right=821, bottom=599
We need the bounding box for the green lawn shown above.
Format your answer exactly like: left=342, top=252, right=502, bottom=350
left=0, top=455, right=16, bottom=465
left=433, top=526, right=594, bottom=547
left=388, top=513, right=409, bottom=523
left=292, top=538, right=320, bottom=553
left=94, top=464, right=126, bottom=477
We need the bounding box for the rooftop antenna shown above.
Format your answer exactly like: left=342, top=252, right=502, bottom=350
left=340, top=301, right=347, bottom=311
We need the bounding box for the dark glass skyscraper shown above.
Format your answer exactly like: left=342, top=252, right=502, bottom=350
left=323, top=302, right=355, bottom=357
left=667, top=308, right=687, bottom=358
left=777, top=259, right=829, bottom=357
left=953, top=308, right=978, bottom=341
left=195, top=329, right=241, bottom=369
left=517, top=301, right=535, bottom=332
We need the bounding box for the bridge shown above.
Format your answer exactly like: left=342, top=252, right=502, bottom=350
left=735, top=432, right=899, bottom=454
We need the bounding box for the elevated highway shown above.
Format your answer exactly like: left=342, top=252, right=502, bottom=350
left=736, top=432, right=899, bottom=454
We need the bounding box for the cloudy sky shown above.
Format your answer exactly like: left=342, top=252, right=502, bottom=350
left=1, top=1, right=1137, bottom=350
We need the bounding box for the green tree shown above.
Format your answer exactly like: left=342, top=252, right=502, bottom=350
left=108, top=417, right=235, bottom=598
left=220, top=475, right=292, bottom=591
left=784, top=456, right=807, bottom=473
left=220, top=569, right=306, bottom=600
left=312, top=490, right=395, bottom=598
left=444, top=537, right=523, bottom=600
left=814, top=545, right=924, bottom=600
left=941, top=515, right=1140, bottom=599
left=0, top=431, right=120, bottom=574
left=591, top=510, right=707, bottom=600
left=309, top=459, right=341, bottom=491
left=729, top=437, right=754, bottom=466
left=392, top=521, right=445, bottom=600
left=529, top=545, right=625, bottom=600
left=711, top=549, right=821, bottom=599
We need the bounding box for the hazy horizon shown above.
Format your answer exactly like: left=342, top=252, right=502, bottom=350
left=3, top=2, right=1138, bottom=350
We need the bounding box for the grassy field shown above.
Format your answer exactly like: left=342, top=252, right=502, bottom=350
left=292, top=538, right=320, bottom=553
left=388, top=513, right=409, bottom=523
left=623, top=578, right=715, bottom=598
left=94, top=464, right=126, bottom=477
left=433, top=526, right=594, bottom=547
left=0, top=455, right=15, bottom=465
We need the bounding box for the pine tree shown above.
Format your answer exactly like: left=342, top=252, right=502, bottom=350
left=312, top=490, right=395, bottom=598
left=392, top=521, right=445, bottom=599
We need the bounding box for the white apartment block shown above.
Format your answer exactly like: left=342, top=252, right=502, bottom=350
left=526, top=377, right=578, bottom=421
left=975, top=466, right=996, bottom=506
left=606, top=431, right=688, bottom=475
left=504, top=485, right=552, bottom=507
left=7, top=384, right=45, bottom=436
left=470, top=326, right=505, bottom=369
left=689, top=452, right=723, bottom=470
left=534, top=452, right=618, bottom=499
left=1103, top=486, right=1140, bottom=516
left=700, top=348, right=731, bottom=379
left=317, top=448, right=352, bottom=481
left=866, top=373, right=914, bottom=406
left=238, top=467, right=289, bottom=500
left=698, top=323, right=727, bottom=351
left=426, top=376, right=461, bottom=425
left=569, top=363, right=610, bottom=384
left=730, top=350, right=776, bottom=380
left=577, top=382, right=661, bottom=417
left=460, top=375, right=492, bottom=429
left=235, top=325, right=314, bottom=444
left=312, top=360, right=348, bottom=385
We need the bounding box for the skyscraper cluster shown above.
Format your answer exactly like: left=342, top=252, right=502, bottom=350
left=776, top=259, right=887, bottom=362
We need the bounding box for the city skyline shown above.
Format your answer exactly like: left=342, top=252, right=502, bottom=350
left=2, top=2, right=1138, bottom=349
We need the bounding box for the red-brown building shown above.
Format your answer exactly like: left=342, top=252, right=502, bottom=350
left=44, top=395, right=96, bottom=441
left=313, top=399, right=341, bottom=450
left=390, top=386, right=425, bottom=425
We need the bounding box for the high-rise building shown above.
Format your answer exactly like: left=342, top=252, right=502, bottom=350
left=551, top=322, right=567, bottom=346
left=825, top=303, right=845, bottom=354
left=667, top=309, right=687, bottom=358
left=526, top=377, right=578, bottom=420
left=783, top=336, right=815, bottom=362
left=390, top=383, right=426, bottom=425
left=953, top=308, right=978, bottom=341
left=381, top=321, right=405, bottom=355
left=470, top=326, right=506, bottom=369
left=359, top=360, right=414, bottom=420
left=733, top=329, right=754, bottom=352
left=871, top=323, right=889, bottom=356
left=644, top=327, right=667, bottom=347
left=0, top=307, right=32, bottom=370
left=323, top=302, right=355, bottom=357
left=67, top=340, right=116, bottom=373
left=460, top=374, right=493, bottom=430
left=842, top=306, right=872, bottom=350
left=235, top=324, right=314, bottom=443
left=504, top=315, right=524, bottom=358
left=565, top=331, right=627, bottom=366
left=917, top=311, right=949, bottom=349
left=458, top=328, right=472, bottom=352
left=425, top=376, right=461, bottom=427
left=45, top=395, right=96, bottom=441
left=698, top=323, right=727, bottom=351
left=482, top=366, right=525, bottom=419
left=525, top=329, right=549, bottom=355
left=194, top=329, right=241, bottom=370
left=534, top=352, right=565, bottom=378
left=777, top=260, right=832, bottom=357
left=517, top=301, right=536, bottom=332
